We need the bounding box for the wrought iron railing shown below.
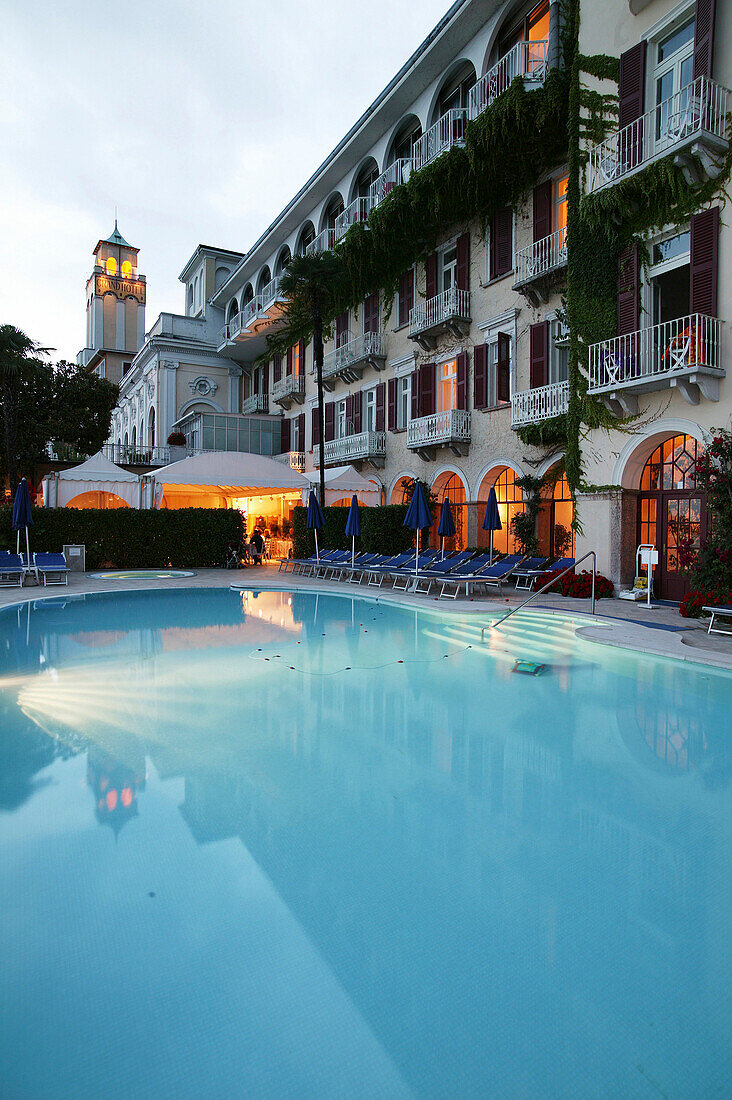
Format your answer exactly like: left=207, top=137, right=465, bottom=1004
left=306, top=227, right=337, bottom=257
left=408, top=287, right=470, bottom=336
left=407, top=409, right=470, bottom=448
left=259, top=275, right=284, bottom=309
left=272, top=374, right=305, bottom=403
left=468, top=40, right=549, bottom=120
left=369, top=159, right=413, bottom=208
left=514, top=226, right=567, bottom=286
left=274, top=451, right=305, bottom=471
left=241, top=393, right=269, bottom=415
left=588, top=314, right=722, bottom=392
left=102, top=444, right=171, bottom=466
left=322, top=331, right=386, bottom=379
left=412, top=109, right=467, bottom=170
left=511, top=379, right=569, bottom=427
left=335, top=197, right=373, bottom=241
left=314, top=431, right=386, bottom=465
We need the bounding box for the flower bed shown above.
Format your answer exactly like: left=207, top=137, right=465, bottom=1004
left=679, top=589, right=732, bottom=618
left=539, top=568, right=614, bottom=599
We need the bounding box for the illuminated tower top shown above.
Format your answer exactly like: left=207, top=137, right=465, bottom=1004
left=80, top=221, right=147, bottom=384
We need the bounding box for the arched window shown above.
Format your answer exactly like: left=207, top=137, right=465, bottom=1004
left=106, top=256, right=117, bottom=275
left=148, top=408, right=155, bottom=449
left=257, top=267, right=272, bottom=295
left=297, top=223, right=316, bottom=256
left=388, top=116, right=422, bottom=165
left=352, top=158, right=379, bottom=202
left=227, top=299, right=238, bottom=323
left=541, top=469, right=575, bottom=558
left=121, top=259, right=132, bottom=278
left=479, top=467, right=526, bottom=555
left=432, top=471, right=467, bottom=550
left=431, top=61, right=477, bottom=125
left=321, top=194, right=344, bottom=233
left=275, top=247, right=291, bottom=277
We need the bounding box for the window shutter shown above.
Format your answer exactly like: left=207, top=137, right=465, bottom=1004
left=419, top=362, right=435, bottom=416
left=398, top=270, right=413, bottom=327
left=473, top=343, right=487, bottom=409
left=497, top=333, right=511, bottom=403
left=273, top=353, right=282, bottom=383
left=530, top=321, right=549, bottom=389
left=375, top=382, right=385, bottom=431
left=618, top=42, right=646, bottom=130
left=490, top=207, right=513, bottom=279
left=286, top=347, right=293, bottom=376
left=533, top=181, right=553, bottom=243
left=280, top=417, right=291, bottom=454
left=388, top=377, right=397, bottom=430
left=297, top=413, right=305, bottom=448
left=411, top=369, right=420, bottom=420
left=353, top=391, right=362, bottom=433
left=298, top=339, right=305, bottom=373
left=363, top=293, right=378, bottom=333
left=690, top=206, right=719, bottom=316
left=426, top=253, right=438, bottom=300
left=456, top=351, right=467, bottom=411
left=324, top=401, right=335, bottom=442
left=336, top=311, right=349, bottom=346
left=345, top=394, right=353, bottom=433
left=312, top=406, right=320, bottom=447
left=456, top=233, right=470, bottom=292
left=617, top=244, right=640, bottom=335
left=693, top=0, right=717, bottom=80
left=262, top=361, right=268, bottom=394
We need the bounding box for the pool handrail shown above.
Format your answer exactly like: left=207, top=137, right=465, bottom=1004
left=492, top=550, right=597, bottom=628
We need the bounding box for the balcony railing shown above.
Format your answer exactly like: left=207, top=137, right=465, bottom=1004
left=306, top=228, right=337, bottom=257
left=511, top=380, right=569, bottom=427
left=241, top=392, right=269, bottom=414
left=407, top=409, right=471, bottom=449
left=102, top=444, right=171, bottom=466
left=315, top=431, right=386, bottom=466
left=274, top=451, right=305, bottom=472
left=469, top=40, right=549, bottom=120
left=412, top=109, right=467, bottom=171
left=322, top=331, right=386, bottom=380
left=587, top=77, right=729, bottom=194
left=259, top=275, right=284, bottom=309
left=272, top=374, right=305, bottom=405
left=588, top=314, right=723, bottom=397
left=409, top=287, right=471, bottom=338
left=369, top=159, right=413, bottom=208
left=514, top=226, right=567, bottom=287
left=334, top=197, right=373, bottom=241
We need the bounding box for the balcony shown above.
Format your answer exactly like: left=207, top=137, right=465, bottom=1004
left=407, top=409, right=470, bottom=459
left=314, top=431, right=387, bottom=469
left=306, top=228, right=337, bottom=257
left=511, top=380, right=569, bottom=427
left=102, top=444, right=171, bottom=466
left=216, top=295, right=262, bottom=349
left=412, top=109, right=467, bottom=171
left=588, top=313, right=724, bottom=415
left=274, top=450, right=306, bottom=472
left=468, top=40, right=549, bottom=121
left=242, top=392, right=269, bottom=415
left=513, top=226, right=567, bottom=304
left=334, top=197, right=373, bottom=242
left=369, top=159, right=412, bottom=209
left=587, top=77, right=729, bottom=195
left=408, top=287, right=471, bottom=349
left=272, top=373, right=305, bottom=408
left=321, top=331, right=386, bottom=388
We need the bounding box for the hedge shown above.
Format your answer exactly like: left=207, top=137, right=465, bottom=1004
left=0, top=506, right=244, bottom=569
left=292, top=504, right=415, bottom=560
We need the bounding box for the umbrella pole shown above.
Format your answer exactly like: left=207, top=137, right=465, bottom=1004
left=489, top=530, right=493, bottom=566
left=441, top=535, right=445, bottom=560
left=314, top=528, right=319, bottom=563
left=352, top=535, right=355, bottom=569
left=415, top=527, right=420, bottom=576
left=26, top=526, right=30, bottom=568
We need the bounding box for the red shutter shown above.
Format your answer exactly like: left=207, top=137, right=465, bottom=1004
left=530, top=322, right=549, bottom=389
left=693, top=0, right=717, bottom=80
left=280, top=417, right=291, bottom=454
left=324, top=401, right=335, bottom=442
left=297, top=413, right=305, bottom=448
left=388, top=377, right=397, bottom=430
left=353, top=391, right=362, bottom=433
left=411, top=369, right=420, bottom=420
left=426, top=253, right=438, bottom=299
left=456, top=351, right=467, bottom=411
left=298, top=339, right=305, bottom=373
left=336, top=311, right=349, bottom=347
left=286, top=347, right=293, bottom=376
left=312, top=406, right=320, bottom=447
left=497, top=333, right=511, bottom=403
left=273, top=353, right=282, bottom=383
left=345, top=393, right=353, bottom=433
left=618, top=43, right=646, bottom=170
left=363, top=294, right=378, bottom=333
left=419, top=362, right=435, bottom=416
left=533, top=180, right=553, bottom=243
left=375, top=382, right=385, bottom=431
left=398, top=270, right=414, bottom=327
left=490, top=207, right=512, bottom=279
left=473, top=343, right=487, bottom=409
left=690, top=206, right=719, bottom=316
left=456, top=233, right=470, bottom=292
left=617, top=244, right=640, bottom=335
left=262, top=361, right=268, bottom=394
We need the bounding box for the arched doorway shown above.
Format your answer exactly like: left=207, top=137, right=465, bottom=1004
left=476, top=467, right=526, bottom=555
left=538, top=469, right=575, bottom=559
left=431, top=470, right=467, bottom=550
left=148, top=408, right=155, bottom=449
left=637, top=434, right=706, bottom=600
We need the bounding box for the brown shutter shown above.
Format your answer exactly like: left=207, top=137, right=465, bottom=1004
left=388, top=377, right=397, bottom=430
left=286, top=347, right=293, bottom=376
left=533, top=181, right=553, bottom=243
left=375, top=382, right=385, bottom=431
left=618, top=42, right=646, bottom=130
left=297, top=413, right=305, bottom=448
left=336, top=311, right=349, bottom=346
left=280, top=417, right=291, bottom=454
left=363, top=293, right=378, bottom=333
left=398, top=270, right=413, bottom=327
left=456, top=233, right=470, bottom=292
left=353, top=391, right=362, bottom=433
left=273, top=353, right=282, bottom=383
left=411, top=369, right=420, bottom=420
left=345, top=393, right=353, bottom=433
left=473, top=343, right=487, bottom=409
left=530, top=321, right=549, bottom=389
left=490, top=207, right=513, bottom=279
left=324, top=401, right=335, bottom=442
left=617, top=244, right=640, bottom=334
left=419, top=362, right=435, bottom=416
left=690, top=206, right=719, bottom=316
left=262, top=361, right=268, bottom=394
left=693, top=0, right=717, bottom=80
left=312, top=406, right=320, bottom=447
left=456, top=351, right=467, bottom=410
left=497, top=333, right=511, bottom=403
left=426, top=253, right=438, bottom=299
left=298, top=339, right=306, bottom=373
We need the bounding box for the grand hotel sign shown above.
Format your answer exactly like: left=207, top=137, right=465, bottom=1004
left=94, top=274, right=146, bottom=304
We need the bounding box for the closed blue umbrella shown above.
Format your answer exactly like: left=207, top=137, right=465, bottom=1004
left=403, top=480, right=432, bottom=576
left=12, top=478, right=33, bottom=566
left=437, top=499, right=456, bottom=559
left=344, top=494, right=361, bottom=568
left=306, top=489, right=325, bottom=562
left=482, top=486, right=502, bottom=565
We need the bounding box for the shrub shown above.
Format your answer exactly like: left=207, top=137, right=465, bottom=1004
left=0, top=506, right=243, bottom=569
left=679, top=589, right=732, bottom=618
left=166, top=431, right=186, bottom=446
left=292, top=504, right=413, bottom=560
left=538, top=567, right=613, bottom=599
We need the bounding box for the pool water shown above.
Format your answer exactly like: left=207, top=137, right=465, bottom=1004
left=0, top=588, right=730, bottom=1098
left=89, top=569, right=196, bottom=579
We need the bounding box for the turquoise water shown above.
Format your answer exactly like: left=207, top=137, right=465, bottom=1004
left=0, top=587, right=730, bottom=1098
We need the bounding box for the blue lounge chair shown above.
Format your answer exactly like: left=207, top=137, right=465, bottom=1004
left=34, top=552, right=70, bottom=587
left=0, top=551, right=25, bottom=588
left=323, top=552, right=379, bottom=580
left=434, top=553, right=495, bottom=598
left=411, top=551, right=475, bottom=594
left=440, top=554, right=525, bottom=599
left=388, top=549, right=440, bottom=590
left=342, top=553, right=396, bottom=584
left=306, top=550, right=351, bottom=577
left=512, top=557, right=550, bottom=590
left=365, top=551, right=415, bottom=586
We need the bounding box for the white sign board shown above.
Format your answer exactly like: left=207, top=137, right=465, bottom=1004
left=640, top=548, right=659, bottom=567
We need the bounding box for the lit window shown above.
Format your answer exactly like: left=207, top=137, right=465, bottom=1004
left=438, top=359, right=457, bottom=412
left=106, top=257, right=117, bottom=275
left=555, top=176, right=568, bottom=235
left=121, top=260, right=132, bottom=278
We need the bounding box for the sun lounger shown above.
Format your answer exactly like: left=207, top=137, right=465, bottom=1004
left=307, top=550, right=352, bottom=577
left=512, top=557, right=550, bottom=590
left=411, top=551, right=475, bottom=594
left=388, top=550, right=440, bottom=590
left=34, top=552, right=70, bottom=586
left=323, top=552, right=379, bottom=580
left=0, top=551, right=25, bottom=588
left=440, top=554, right=525, bottom=599
left=342, top=553, right=396, bottom=583
left=704, top=605, right=732, bottom=636
left=365, top=551, right=415, bottom=586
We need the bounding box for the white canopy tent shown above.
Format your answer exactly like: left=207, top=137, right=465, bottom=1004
left=303, top=465, right=382, bottom=506
left=143, top=450, right=309, bottom=508
left=43, top=451, right=141, bottom=508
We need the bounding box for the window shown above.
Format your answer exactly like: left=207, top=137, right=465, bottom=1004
left=499, top=1, right=549, bottom=68
left=364, top=388, right=377, bottom=433
left=292, top=342, right=302, bottom=377
left=441, top=246, right=457, bottom=294
left=437, top=359, right=457, bottom=412
left=486, top=468, right=526, bottom=556
left=292, top=417, right=301, bottom=451
left=555, top=175, right=568, bottom=237
left=548, top=320, right=569, bottom=384
left=336, top=399, right=347, bottom=439
left=106, top=256, right=117, bottom=275
left=397, top=376, right=410, bottom=429
left=653, top=15, right=695, bottom=143
left=121, top=260, right=132, bottom=278
left=487, top=339, right=511, bottom=405
left=648, top=229, right=690, bottom=325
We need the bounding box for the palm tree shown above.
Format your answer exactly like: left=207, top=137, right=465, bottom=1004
left=0, top=325, right=50, bottom=493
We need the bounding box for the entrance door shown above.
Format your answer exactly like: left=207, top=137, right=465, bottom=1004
left=661, top=491, right=705, bottom=601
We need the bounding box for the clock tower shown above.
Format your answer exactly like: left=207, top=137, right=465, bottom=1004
left=77, top=221, right=146, bottom=385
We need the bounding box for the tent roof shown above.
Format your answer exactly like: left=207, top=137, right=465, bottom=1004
left=54, top=451, right=140, bottom=484
left=304, top=465, right=381, bottom=494
left=150, top=450, right=309, bottom=496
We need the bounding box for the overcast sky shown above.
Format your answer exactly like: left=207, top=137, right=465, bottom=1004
left=1, top=0, right=450, bottom=363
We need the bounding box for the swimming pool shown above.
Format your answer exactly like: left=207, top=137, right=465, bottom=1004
left=88, top=569, right=196, bottom=579
left=0, top=587, right=729, bottom=1097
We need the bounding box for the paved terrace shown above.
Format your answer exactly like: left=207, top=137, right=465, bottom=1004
left=1, top=563, right=730, bottom=671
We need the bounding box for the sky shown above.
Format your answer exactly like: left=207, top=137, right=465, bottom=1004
left=1, top=0, right=452, bottom=363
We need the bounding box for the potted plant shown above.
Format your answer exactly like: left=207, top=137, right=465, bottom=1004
left=166, top=431, right=187, bottom=462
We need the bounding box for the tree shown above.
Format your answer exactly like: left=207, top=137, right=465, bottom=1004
left=48, top=362, right=118, bottom=458
left=0, top=325, right=50, bottom=493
